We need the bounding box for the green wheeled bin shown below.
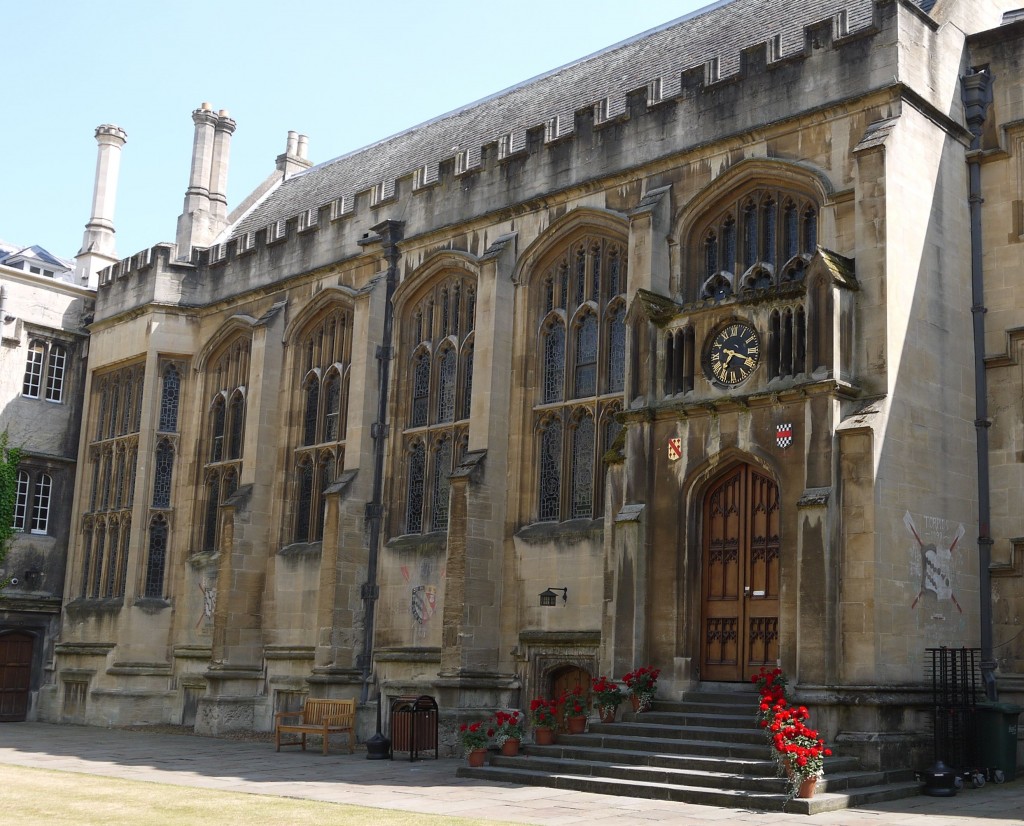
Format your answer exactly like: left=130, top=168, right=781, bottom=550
left=973, top=702, right=1023, bottom=782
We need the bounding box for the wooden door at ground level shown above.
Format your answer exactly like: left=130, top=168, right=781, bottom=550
left=549, top=666, right=590, bottom=732
left=700, top=464, right=780, bottom=682
left=0, top=632, right=33, bottom=722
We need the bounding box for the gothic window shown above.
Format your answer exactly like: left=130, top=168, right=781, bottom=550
left=397, top=273, right=476, bottom=536
left=694, top=188, right=819, bottom=300
left=144, top=516, right=168, bottom=599
left=108, top=381, right=120, bottom=439
left=543, top=320, right=566, bottom=403
left=210, top=397, right=226, bottom=462
left=570, top=412, right=595, bottom=519
left=227, top=391, right=245, bottom=459
left=431, top=437, right=452, bottom=531
left=153, top=439, right=174, bottom=508
left=574, top=314, right=598, bottom=398
left=532, top=232, right=627, bottom=523
left=538, top=417, right=563, bottom=522
left=767, top=304, right=807, bottom=379
left=436, top=347, right=457, bottom=423
left=291, top=305, right=352, bottom=544
left=665, top=326, right=696, bottom=396
left=202, top=477, right=219, bottom=552
left=114, top=449, right=126, bottom=509
left=407, top=441, right=426, bottom=534
left=412, top=350, right=431, bottom=427
left=158, top=364, right=180, bottom=432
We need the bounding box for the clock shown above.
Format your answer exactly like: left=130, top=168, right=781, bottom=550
left=705, top=321, right=760, bottom=386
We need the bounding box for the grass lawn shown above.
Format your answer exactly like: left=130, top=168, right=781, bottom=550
left=0, top=764, right=519, bottom=826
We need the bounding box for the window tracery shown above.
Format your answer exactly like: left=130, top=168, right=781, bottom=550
left=397, top=273, right=476, bottom=535
left=532, top=233, right=627, bottom=522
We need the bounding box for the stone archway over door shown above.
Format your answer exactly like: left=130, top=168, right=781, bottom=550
left=0, top=631, right=34, bottom=721
left=700, top=463, right=780, bottom=682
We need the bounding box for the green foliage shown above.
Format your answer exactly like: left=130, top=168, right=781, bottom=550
left=0, top=430, right=23, bottom=586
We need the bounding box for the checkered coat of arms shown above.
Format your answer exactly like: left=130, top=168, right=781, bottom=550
left=776, top=423, right=793, bottom=449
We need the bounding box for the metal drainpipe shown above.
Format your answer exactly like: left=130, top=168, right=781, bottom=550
left=961, top=68, right=996, bottom=701
left=358, top=219, right=403, bottom=704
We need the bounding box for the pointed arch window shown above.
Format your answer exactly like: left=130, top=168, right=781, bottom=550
left=144, top=515, right=168, bottom=599
left=227, top=391, right=245, bottom=460
left=531, top=232, right=627, bottom=524
left=324, top=372, right=342, bottom=442
left=398, top=273, right=476, bottom=536
left=153, top=439, right=174, bottom=508
left=302, top=375, right=320, bottom=446
left=159, top=364, right=180, bottom=432
left=210, top=397, right=226, bottom=462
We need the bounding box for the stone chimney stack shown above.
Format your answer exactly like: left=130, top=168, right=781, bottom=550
left=276, top=131, right=312, bottom=179
left=208, top=109, right=236, bottom=226
left=176, top=103, right=235, bottom=260
left=74, top=124, right=127, bottom=288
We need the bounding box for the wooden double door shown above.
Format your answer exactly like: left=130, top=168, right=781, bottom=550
left=700, top=463, right=780, bottom=682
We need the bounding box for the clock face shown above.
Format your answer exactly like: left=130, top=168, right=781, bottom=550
left=705, top=322, right=760, bottom=386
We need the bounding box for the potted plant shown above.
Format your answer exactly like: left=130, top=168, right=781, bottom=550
left=562, top=686, right=590, bottom=733
left=529, top=697, right=559, bottom=745
left=622, top=665, right=660, bottom=712
left=591, top=675, right=624, bottom=722
left=459, top=720, right=493, bottom=767
left=751, top=667, right=831, bottom=799
left=493, top=709, right=525, bottom=756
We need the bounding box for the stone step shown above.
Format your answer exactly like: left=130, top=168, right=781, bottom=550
left=616, top=710, right=759, bottom=728
left=587, top=721, right=767, bottom=745
left=550, top=731, right=770, bottom=758
left=457, top=762, right=921, bottom=814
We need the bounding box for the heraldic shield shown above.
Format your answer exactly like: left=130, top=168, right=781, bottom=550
left=412, top=585, right=437, bottom=624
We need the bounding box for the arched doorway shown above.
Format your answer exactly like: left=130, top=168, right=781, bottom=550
left=0, top=631, right=34, bottom=722
left=699, top=463, right=780, bottom=682
left=548, top=665, right=591, bottom=731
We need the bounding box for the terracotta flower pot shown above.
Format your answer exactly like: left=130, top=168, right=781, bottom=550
left=466, top=748, right=486, bottom=767
left=534, top=726, right=554, bottom=745
left=599, top=706, right=618, bottom=723
left=630, top=693, right=651, bottom=713
left=567, top=715, right=587, bottom=733
left=500, top=738, right=520, bottom=756
left=797, top=776, right=818, bottom=799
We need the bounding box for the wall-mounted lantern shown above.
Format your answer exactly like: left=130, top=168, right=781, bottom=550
left=539, top=587, right=568, bottom=607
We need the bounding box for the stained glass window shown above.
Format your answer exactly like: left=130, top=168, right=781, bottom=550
left=437, top=348, right=457, bottom=423
left=539, top=420, right=562, bottom=522
left=544, top=322, right=565, bottom=404
left=153, top=440, right=174, bottom=508
left=324, top=373, right=341, bottom=442
left=723, top=218, right=736, bottom=274
left=144, top=516, right=168, bottom=598
left=412, top=352, right=430, bottom=426
left=296, top=459, right=313, bottom=541
left=407, top=442, right=425, bottom=533
left=211, top=398, right=225, bottom=462
left=571, top=415, right=594, bottom=519
left=705, top=233, right=718, bottom=277
left=466, top=288, right=475, bottom=334
left=159, top=365, right=180, bottom=432
left=784, top=202, right=798, bottom=261
left=591, top=245, right=601, bottom=300
left=763, top=199, right=777, bottom=266
left=441, top=287, right=450, bottom=337
left=431, top=438, right=452, bottom=531
left=744, top=202, right=758, bottom=269
left=108, top=382, right=120, bottom=439
left=92, top=523, right=106, bottom=597
left=461, top=347, right=474, bottom=421
left=804, top=208, right=817, bottom=253
left=203, top=479, right=219, bottom=551
left=574, top=315, right=598, bottom=398
left=575, top=248, right=587, bottom=306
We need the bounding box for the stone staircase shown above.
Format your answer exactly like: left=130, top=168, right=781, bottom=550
left=458, top=685, right=920, bottom=814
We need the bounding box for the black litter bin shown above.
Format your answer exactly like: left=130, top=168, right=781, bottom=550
left=973, top=702, right=1023, bottom=780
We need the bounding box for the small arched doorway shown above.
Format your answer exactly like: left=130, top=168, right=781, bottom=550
left=0, top=631, right=34, bottom=722
left=548, top=665, right=591, bottom=731
left=699, top=462, right=780, bottom=682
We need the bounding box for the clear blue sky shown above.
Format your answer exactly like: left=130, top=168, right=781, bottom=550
left=4, top=0, right=708, bottom=262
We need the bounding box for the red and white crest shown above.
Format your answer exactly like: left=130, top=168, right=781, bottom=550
left=668, top=437, right=681, bottom=461
left=776, top=424, right=793, bottom=449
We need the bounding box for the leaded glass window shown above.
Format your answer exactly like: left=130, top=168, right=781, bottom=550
left=296, top=459, right=313, bottom=541
left=108, top=382, right=120, bottom=439
left=227, top=392, right=244, bottom=459
left=574, top=315, right=598, bottom=398
left=104, top=520, right=119, bottom=597
left=608, top=304, right=626, bottom=393
left=210, top=398, right=226, bottom=462
left=144, top=516, right=168, bottom=598
left=538, top=419, right=562, bottom=522
left=543, top=322, right=565, bottom=404
left=114, top=449, right=125, bottom=510
left=153, top=440, right=174, bottom=508
left=437, top=348, right=457, bottom=424
left=303, top=377, right=319, bottom=446
left=159, top=365, right=180, bottom=432
left=91, top=523, right=106, bottom=597
left=461, top=346, right=474, bottom=421
left=324, top=373, right=341, bottom=442
left=407, top=442, right=425, bottom=534
left=412, top=352, right=430, bottom=426
left=571, top=415, right=594, bottom=519
left=431, top=438, right=452, bottom=531
left=203, top=478, right=219, bottom=551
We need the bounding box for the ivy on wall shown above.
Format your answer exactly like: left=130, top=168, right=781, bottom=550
left=0, top=431, right=23, bottom=589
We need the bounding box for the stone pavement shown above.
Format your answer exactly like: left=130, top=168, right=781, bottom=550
left=1, top=722, right=1023, bottom=825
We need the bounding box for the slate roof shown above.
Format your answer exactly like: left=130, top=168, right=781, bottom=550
left=231, top=0, right=933, bottom=240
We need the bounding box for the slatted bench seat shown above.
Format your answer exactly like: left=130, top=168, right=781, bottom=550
left=274, top=697, right=356, bottom=755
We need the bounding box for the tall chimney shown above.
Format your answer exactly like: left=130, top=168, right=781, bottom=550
left=74, top=124, right=127, bottom=289
left=175, top=102, right=219, bottom=259
left=208, top=109, right=236, bottom=226
left=276, top=131, right=312, bottom=179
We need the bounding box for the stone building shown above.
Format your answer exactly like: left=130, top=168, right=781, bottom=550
left=38, top=0, right=1024, bottom=770
left=0, top=241, right=92, bottom=721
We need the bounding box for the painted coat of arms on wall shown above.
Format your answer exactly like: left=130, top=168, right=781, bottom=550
left=412, top=584, right=437, bottom=624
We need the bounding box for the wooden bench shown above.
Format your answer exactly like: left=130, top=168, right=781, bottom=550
left=274, top=698, right=356, bottom=755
